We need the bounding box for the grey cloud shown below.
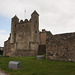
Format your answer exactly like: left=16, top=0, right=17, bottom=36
left=0, top=0, right=75, bottom=34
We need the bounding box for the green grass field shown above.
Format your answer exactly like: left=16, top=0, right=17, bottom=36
left=0, top=56, right=75, bottom=75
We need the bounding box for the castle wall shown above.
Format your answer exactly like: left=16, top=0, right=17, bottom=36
left=16, top=22, right=32, bottom=50
left=10, top=42, right=38, bottom=57
left=4, top=39, right=11, bottom=56
left=40, top=32, right=47, bottom=45
left=46, top=33, right=75, bottom=62
left=39, top=30, right=52, bottom=55
left=39, top=30, right=52, bottom=45
left=10, top=20, right=39, bottom=56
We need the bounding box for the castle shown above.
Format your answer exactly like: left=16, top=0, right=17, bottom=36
left=4, top=10, right=75, bottom=62
left=4, top=10, right=52, bottom=57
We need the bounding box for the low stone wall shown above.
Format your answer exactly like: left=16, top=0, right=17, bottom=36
left=46, top=32, right=75, bottom=62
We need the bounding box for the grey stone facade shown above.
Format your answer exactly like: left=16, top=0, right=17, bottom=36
left=4, top=11, right=50, bottom=57
left=46, top=33, right=75, bottom=62
left=4, top=11, right=39, bottom=57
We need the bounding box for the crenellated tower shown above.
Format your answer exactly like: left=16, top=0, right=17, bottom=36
left=31, top=10, right=39, bottom=43
left=10, top=15, right=19, bottom=43
left=4, top=10, right=41, bottom=57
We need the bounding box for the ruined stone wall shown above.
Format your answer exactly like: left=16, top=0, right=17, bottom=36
left=4, top=39, right=11, bottom=56
left=39, top=32, right=47, bottom=45
left=46, top=32, right=75, bottom=62
left=39, top=30, right=52, bottom=45
left=39, top=30, right=52, bottom=54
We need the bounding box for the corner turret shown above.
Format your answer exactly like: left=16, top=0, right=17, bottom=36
left=10, top=15, right=19, bottom=43
left=31, top=10, right=39, bottom=22
left=31, top=10, right=39, bottom=16
left=31, top=10, right=39, bottom=43
left=31, top=10, right=39, bottom=31
left=12, top=15, right=19, bottom=24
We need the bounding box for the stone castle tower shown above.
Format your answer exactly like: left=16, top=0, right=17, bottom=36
left=4, top=10, right=52, bottom=57
left=4, top=11, right=40, bottom=56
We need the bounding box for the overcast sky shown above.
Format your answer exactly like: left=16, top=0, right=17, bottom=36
left=0, top=0, right=75, bottom=46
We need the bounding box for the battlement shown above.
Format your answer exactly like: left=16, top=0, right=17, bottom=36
left=12, top=10, right=39, bottom=25
left=12, top=15, right=32, bottom=24
left=19, top=18, right=32, bottom=24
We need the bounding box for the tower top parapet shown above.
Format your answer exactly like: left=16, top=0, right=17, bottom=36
left=12, top=15, right=19, bottom=20
left=31, top=10, right=39, bottom=16
left=11, top=10, right=39, bottom=24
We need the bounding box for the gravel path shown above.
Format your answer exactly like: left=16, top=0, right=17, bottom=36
left=0, top=70, right=9, bottom=75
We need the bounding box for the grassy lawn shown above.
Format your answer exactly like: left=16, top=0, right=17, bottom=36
left=0, top=56, right=75, bottom=75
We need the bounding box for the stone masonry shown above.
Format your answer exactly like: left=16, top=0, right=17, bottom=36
left=4, top=11, right=39, bottom=56
left=46, top=32, right=75, bottom=62
left=4, top=10, right=75, bottom=62
left=4, top=11, right=51, bottom=57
